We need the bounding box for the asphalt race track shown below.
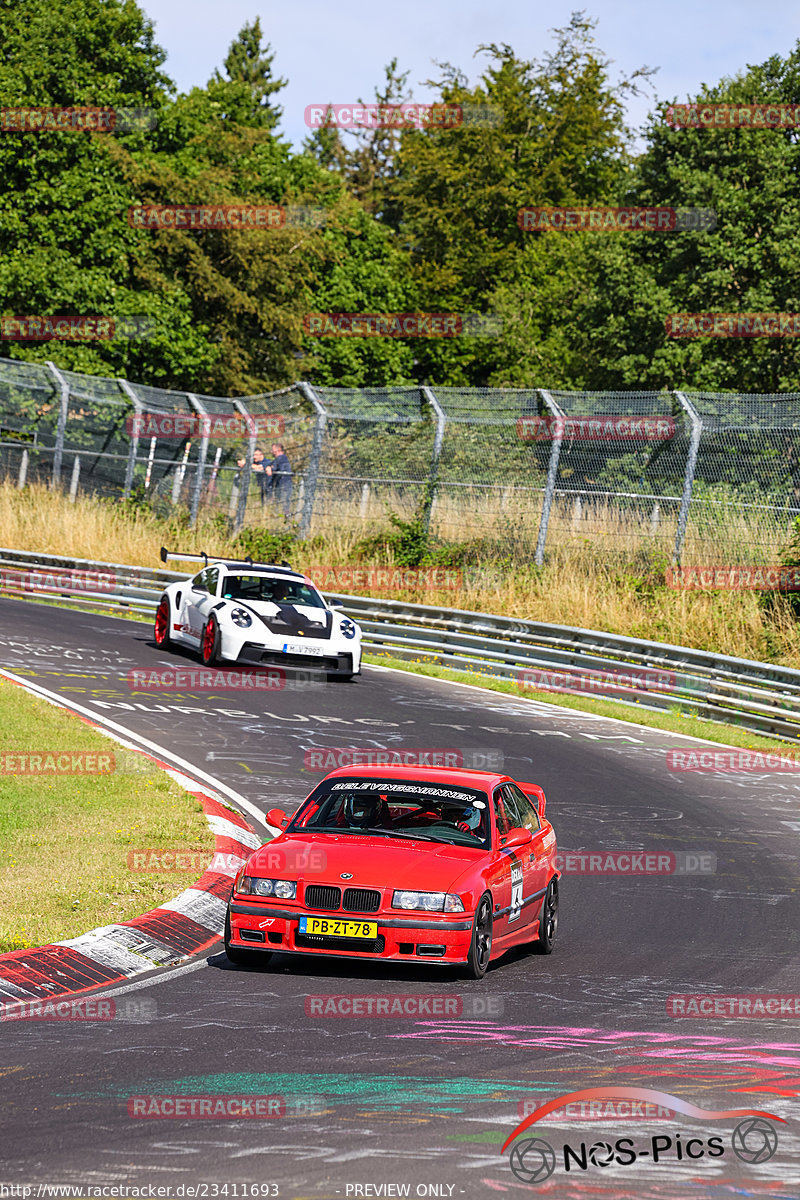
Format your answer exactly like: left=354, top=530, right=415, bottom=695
left=0, top=596, right=798, bottom=1199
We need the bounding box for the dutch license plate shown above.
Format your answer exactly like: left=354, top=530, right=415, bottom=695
left=298, top=917, right=377, bottom=939
left=282, top=642, right=324, bottom=656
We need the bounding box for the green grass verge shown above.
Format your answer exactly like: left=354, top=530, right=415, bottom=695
left=363, top=652, right=796, bottom=751
left=0, top=677, right=215, bottom=953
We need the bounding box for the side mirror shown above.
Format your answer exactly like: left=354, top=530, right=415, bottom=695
left=266, top=807, right=289, bottom=830
left=328, top=599, right=344, bottom=609
left=503, top=826, right=532, bottom=849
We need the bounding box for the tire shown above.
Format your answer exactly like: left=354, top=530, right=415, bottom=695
left=327, top=672, right=354, bottom=682
left=201, top=614, right=221, bottom=666
left=224, top=910, right=271, bottom=968
left=154, top=596, right=172, bottom=649
left=533, top=878, right=558, bottom=954
left=465, top=891, right=493, bottom=979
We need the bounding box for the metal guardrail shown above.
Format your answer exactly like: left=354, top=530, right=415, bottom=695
left=1, top=546, right=799, bottom=742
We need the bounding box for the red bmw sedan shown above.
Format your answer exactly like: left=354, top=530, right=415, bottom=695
left=225, top=765, right=559, bottom=978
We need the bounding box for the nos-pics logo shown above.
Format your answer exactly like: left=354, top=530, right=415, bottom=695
left=502, top=1087, right=783, bottom=1184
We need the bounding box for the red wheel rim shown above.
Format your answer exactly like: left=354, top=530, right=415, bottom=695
left=203, top=620, right=216, bottom=660
left=154, top=599, right=169, bottom=644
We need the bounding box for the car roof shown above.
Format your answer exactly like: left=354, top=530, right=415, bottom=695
left=206, top=560, right=307, bottom=581
left=323, top=764, right=509, bottom=791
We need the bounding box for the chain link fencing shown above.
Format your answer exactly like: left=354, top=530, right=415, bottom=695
left=2, top=356, right=800, bottom=565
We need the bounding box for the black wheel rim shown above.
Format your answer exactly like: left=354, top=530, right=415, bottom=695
left=474, top=897, right=492, bottom=970
left=544, top=887, right=558, bottom=942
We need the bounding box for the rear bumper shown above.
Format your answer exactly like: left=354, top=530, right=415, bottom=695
left=228, top=902, right=473, bottom=962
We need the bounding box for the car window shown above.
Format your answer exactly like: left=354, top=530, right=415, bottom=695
left=192, top=571, right=207, bottom=592
left=290, top=777, right=490, bottom=847
left=205, top=567, right=219, bottom=596
left=505, top=783, right=541, bottom=832
left=499, top=785, right=525, bottom=830
left=221, top=574, right=326, bottom=608
left=493, top=787, right=512, bottom=837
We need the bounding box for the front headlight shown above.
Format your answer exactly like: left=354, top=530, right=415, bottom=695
left=391, top=890, right=464, bottom=912
left=231, top=607, right=252, bottom=628
left=235, top=875, right=296, bottom=899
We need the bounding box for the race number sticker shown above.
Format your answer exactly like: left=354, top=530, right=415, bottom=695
left=509, top=861, right=523, bottom=923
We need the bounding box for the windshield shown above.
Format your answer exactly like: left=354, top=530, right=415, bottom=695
left=222, top=574, right=326, bottom=608
left=289, top=777, right=491, bottom=847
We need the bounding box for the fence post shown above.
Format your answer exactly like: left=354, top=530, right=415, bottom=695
left=534, top=389, right=565, bottom=565
left=117, top=378, right=142, bottom=497
left=297, top=382, right=327, bottom=539
left=46, top=361, right=70, bottom=487
left=69, top=455, right=81, bottom=502
left=232, top=398, right=256, bottom=533
left=420, top=386, right=446, bottom=534
left=18, top=450, right=28, bottom=490
left=186, top=393, right=209, bottom=528
left=672, top=391, right=702, bottom=566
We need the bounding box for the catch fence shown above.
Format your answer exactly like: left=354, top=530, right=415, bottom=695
left=1, top=356, right=799, bottom=564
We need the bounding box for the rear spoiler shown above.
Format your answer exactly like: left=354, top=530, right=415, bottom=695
left=519, top=782, right=547, bottom=819
left=160, top=546, right=295, bottom=573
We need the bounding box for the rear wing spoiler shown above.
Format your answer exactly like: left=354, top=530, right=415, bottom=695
left=519, top=782, right=547, bottom=820
left=160, top=546, right=296, bottom=573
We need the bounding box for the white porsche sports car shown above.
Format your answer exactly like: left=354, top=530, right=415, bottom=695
left=154, top=547, right=362, bottom=680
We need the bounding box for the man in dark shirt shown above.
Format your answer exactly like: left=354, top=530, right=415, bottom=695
left=266, top=442, right=292, bottom=517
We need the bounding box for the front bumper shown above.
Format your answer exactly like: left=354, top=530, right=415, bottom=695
left=228, top=901, right=473, bottom=962
left=235, top=644, right=358, bottom=676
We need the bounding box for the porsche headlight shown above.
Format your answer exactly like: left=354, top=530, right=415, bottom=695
left=339, top=617, right=357, bottom=640
left=231, top=607, right=252, bottom=628
left=391, top=890, right=464, bottom=912
left=235, top=875, right=296, bottom=899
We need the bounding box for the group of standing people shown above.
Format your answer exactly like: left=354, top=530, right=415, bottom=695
left=236, top=442, right=293, bottom=518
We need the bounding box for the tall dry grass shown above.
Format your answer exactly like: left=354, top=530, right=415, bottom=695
left=2, top=480, right=800, bottom=667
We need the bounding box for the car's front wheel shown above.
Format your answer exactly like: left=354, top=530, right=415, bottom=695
left=533, top=878, right=558, bottom=954
left=465, top=892, right=493, bottom=979
left=201, top=614, right=221, bottom=666
left=224, top=910, right=271, bottom=967
left=154, top=596, right=172, bottom=649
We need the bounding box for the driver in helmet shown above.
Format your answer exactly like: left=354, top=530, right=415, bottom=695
left=443, top=803, right=482, bottom=837
left=341, top=791, right=391, bottom=830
